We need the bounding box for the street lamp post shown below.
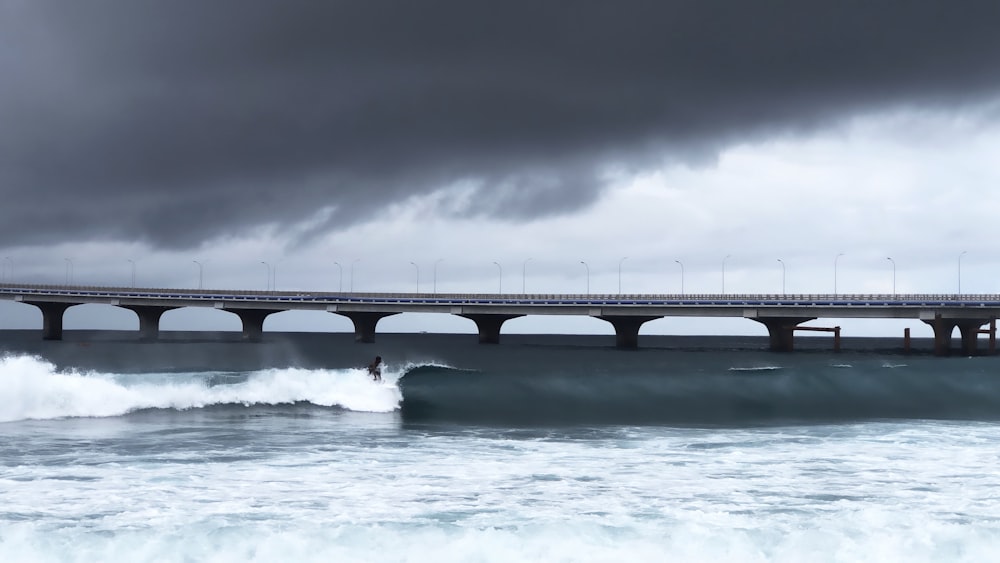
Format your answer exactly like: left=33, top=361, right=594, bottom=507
left=674, top=260, right=684, bottom=295
left=333, top=261, right=343, bottom=293
left=580, top=261, right=590, bottom=295
left=886, top=257, right=896, bottom=296
left=64, top=258, right=73, bottom=285
left=722, top=254, right=731, bottom=294
left=193, top=260, right=203, bottom=289
left=433, top=259, right=444, bottom=294
left=410, top=261, right=420, bottom=293
left=958, top=251, right=968, bottom=295
left=618, top=256, right=628, bottom=295
left=260, top=261, right=272, bottom=291
left=834, top=252, right=845, bottom=295
left=522, top=258, right=532, bottom=294
left=2, top=256, right=12, bottom=283
left=777, top=258, right=785, bottom=295
left=492, top=261, right=502, bottom=294
left=127, top=258, right=136, bottom=288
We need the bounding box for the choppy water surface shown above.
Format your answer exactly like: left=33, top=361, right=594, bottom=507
left=2, top=332, right=1000, bottom=561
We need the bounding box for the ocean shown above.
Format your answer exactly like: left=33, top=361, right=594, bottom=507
left=2, top=330, right=1000, bottom=562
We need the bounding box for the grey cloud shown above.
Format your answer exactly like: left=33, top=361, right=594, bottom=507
left=2, top=0, right=1000, bottom=248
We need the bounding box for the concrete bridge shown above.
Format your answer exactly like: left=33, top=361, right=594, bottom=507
left=1, top=283, right=998, bottom=355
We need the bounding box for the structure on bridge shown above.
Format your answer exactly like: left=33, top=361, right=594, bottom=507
left=1, top=283, right=998, bottom=356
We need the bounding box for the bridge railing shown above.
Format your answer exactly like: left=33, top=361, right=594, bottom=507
left=3, top=283, right=1000, bottom=303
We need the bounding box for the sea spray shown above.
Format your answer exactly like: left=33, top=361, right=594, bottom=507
left=0, top=354, right=404, bottom=422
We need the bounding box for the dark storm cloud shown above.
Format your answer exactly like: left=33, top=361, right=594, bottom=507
left=2, top=0, right=1000, bottom=248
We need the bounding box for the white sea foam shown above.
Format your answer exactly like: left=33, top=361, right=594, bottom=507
left=728, top=366, right=783, bottom=372
left=4, top=519, right=995, bottom=563
left=3, top=420, right=1000, bottom=562
left=0, top=354, right=403, bottom=422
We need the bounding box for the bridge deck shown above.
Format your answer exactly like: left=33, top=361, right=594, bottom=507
left=3, top=283, right=997, bottom=354
left=3, top=283, right=1000, bottom=319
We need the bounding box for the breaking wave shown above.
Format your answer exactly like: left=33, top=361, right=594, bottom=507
left=6, top=351, right=1000, bottom=427
left=0, top=354, right=412, bottom=423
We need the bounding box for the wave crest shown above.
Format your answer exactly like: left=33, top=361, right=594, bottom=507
left=0, top=354, right=405, bottom=423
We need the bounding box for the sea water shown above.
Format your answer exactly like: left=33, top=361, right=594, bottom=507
left=2, top=331, right=1000, bottom=562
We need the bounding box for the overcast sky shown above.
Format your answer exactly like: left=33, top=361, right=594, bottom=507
left=3, top=1, right=1000, bottom=338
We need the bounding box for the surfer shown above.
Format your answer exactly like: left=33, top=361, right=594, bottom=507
left=367, top=356, right=383, bottom=381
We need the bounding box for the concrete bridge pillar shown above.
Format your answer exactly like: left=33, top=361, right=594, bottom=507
left=597, top=316, right=660, bottom=349
left=334, top=311, right=400, bottom=343
left=120, top=305, right=176, bottom=340
left=231, top=309, right=278, bottom=342
left=956, top=319, right=992, bottom=356
left=458, top=314, right=523, bottom=344
left=750, top=317, right=816, bottom=352
left=922, top=315, right=958, bottom=356
left=24, top=301, right=73, bottom=340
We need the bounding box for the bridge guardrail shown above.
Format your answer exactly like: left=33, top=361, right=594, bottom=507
left=3, top=283, right=1000, bottom=304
